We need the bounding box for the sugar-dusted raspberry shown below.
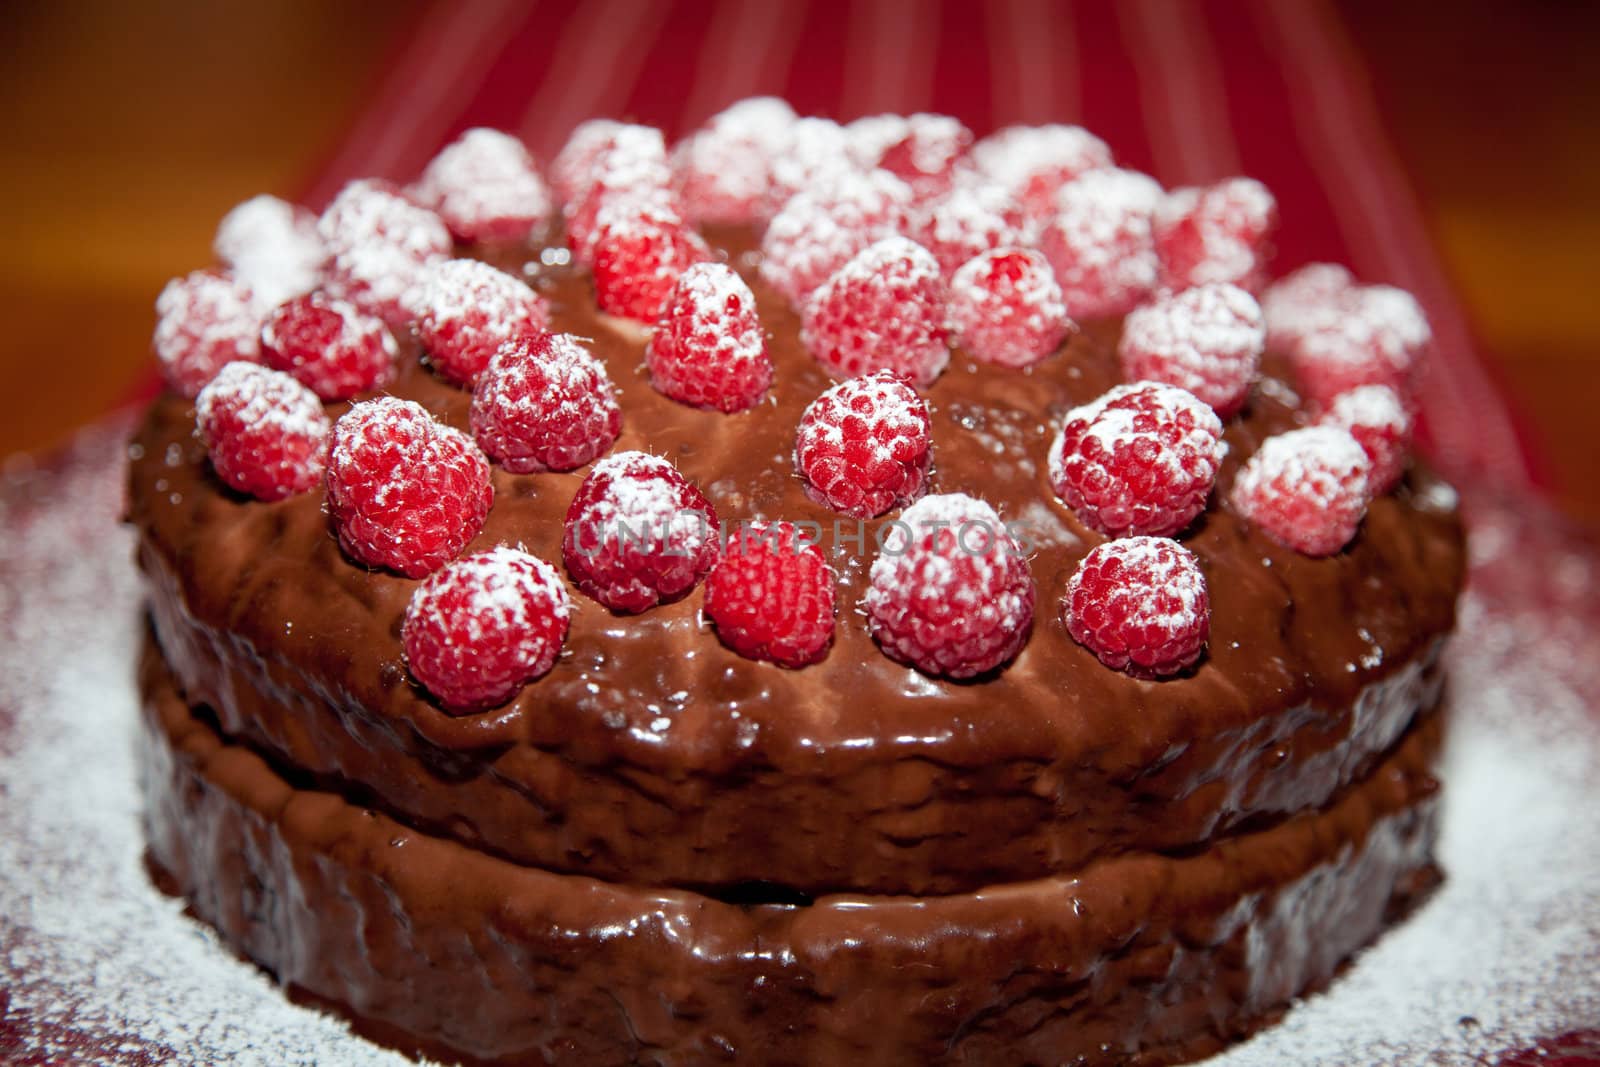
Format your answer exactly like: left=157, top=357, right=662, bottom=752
left=414, top=259, right=550, bottom=386
left=318, top=179, right=451, bottom=326
left=590, top=202, right=712, bottom=322
left=153, top=270, right=263, bottom=398
left=1230, top=426, right=1373, bottom=556
left=1154, top=177, right=1278, bottom=292
left=705, top=521, right=837, bottom=668
left=1039, top=168, right=1164, bottom=318
left=964, top=124, right=1113, bottom=220
left=800, top=237, right=949, bottom=386
left=550, top=118, right=625, bottom=209
left=947, top=248, right=1073, bottom=368
left=195, top=361, right=329, bottom=501
left=471, top=332, right=621, bottom=473
left=563, top=125, right=674, bottom=262
left=873, top=113, right=973, bottom=204
left=1260, top=262, right=1356, bottom=353
left=645, top=263, right=771, bottom=412
left=562, top=451, right=720, bottom=613
left=865, top=493, right=1035, bottom=679
left=1063, top=536, right=1210, bottom=677
left=325, top=397, right=494, bottom=578
left=1287, top=284, right=1432, bottom=409
left=671, top=97, right=796, bottom=226
left=795, top=371, right=932, bottom=518
left=1317, top=384, right=1412, bottom=494
left=1119, top=283, right=1265, bottom=418
left=903, top=184, right=1022, bottom=280
left=1049, top=381, right=1225, bottom=538
left=414, top=127, right=552, bottom=243
left=766, top=116, right=859, bottom=214
left=759, top=169, right=911, bottom=307
left=402, top=546, right=571, bottom=712
left=260, top=292, right=396, bottom=401
left=213, top=194, right=325, bottom=309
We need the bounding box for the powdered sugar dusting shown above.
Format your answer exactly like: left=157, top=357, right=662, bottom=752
left=1074, top=536, right=1207, bottom=630
left=1236, top=426, right=1370, bottom=507
left=152, top=270, right=265, bottom=398
left=963, top=124, right=1112, bottom=218
left=759, top=168, right=911, bottom=306
left=1040, top=170, right=1163, bottom=318
left=413, top=128, right=552, bottom=242
left=195, top=360, right=329, bottom=445
left=318, top=181, right=451, bottom=324
left=1119, top=283, right=1265, bottom=416
left=946, top=247, right=1072, bottom=368
left=213, top=195, right=326, bottom=309
left=672, top=97, right=796, bottom=225
left=906, top=183, right=1021, bottom=279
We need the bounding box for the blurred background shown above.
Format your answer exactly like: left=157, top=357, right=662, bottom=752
left=3, top=0, right=1597, bottom=522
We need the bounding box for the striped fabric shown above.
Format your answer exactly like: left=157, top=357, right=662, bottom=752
left=302, top=0, right=1536, bottom=492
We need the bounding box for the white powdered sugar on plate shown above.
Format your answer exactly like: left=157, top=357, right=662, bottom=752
left=1, top=421, right=1596, bottom=1065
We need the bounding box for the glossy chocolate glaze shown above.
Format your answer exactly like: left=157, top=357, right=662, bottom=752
left=139, top=639, right=1443, bottom=1067
left=127, top=228, right=1464, bottom=895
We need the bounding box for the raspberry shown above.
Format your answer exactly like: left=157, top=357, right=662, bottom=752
left=872, top=113, right=973, bottom=204
left=964, top=124, right=1113, bottom=220
left=903, top=184, right=1022, bottom=280
left=1040, top=168, right=1164, bottom=318
left=402, top=546, right=571, bottom=712
left=414, top=259, right=550, bottom=386
left=865, top=493, right=1035, bottom=679
left=800, top=237, right=949, bottom=386
left=1154, top=177, right=1278, bottom=292
left=1260, top=262, right=1356, bottom=353
left=153, top=270, right=263, bottom=398
left=563, top=125, right=674, bottom=263
left=1118, top=283, right=1265, bottom=418
left=766, top=117, right=859, bottom=214
left=1317, top=384, right=1413, bottom=494
left=471, top=332, right=621, bottom=473
left=1063, top=537, right=1210, bottom=677
left=318, top=180, right=451, bottom=326
left=194, top=362, right=329, bottom=501
left=1049, top=381, right=1225, bottom=538
left=1285, top=284, right=1431, bottom=409
left=947, top=248, right=1073, bottom=368
left=671, top=97, right=795, bottom=226
left=325, top=397, right=494, bottom=578
left=414, top=128, right=552, bottom=242
left=213, top=195, right=325, bottom=309
left=645, top=263, right=771, bottom=412
left=795, top=371, right=932, bottom=518
left=260, top=292, right=396, bottom=401
left=550, top=118, right=625, bottom=209
left=562, top=451, right=720, bottom=613
left=1230, top=426, right=1373, bottom=556
left=590, top=202, right=712, bottom=322
left=759, top=169, right=911, bottom=307
left=705, top=521, right=837, bottom=668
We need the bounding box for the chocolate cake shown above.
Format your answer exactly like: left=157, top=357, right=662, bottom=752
left=128, top=108, right=1465, bottom=1064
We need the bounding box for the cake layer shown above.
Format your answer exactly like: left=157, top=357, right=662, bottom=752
left=139, top=637, right=1443, bottom=1067
left=127, top=233, right=1465, bottom=896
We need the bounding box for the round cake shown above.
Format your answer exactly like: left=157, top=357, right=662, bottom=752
left=128, top=106, right=1465, bottom=1065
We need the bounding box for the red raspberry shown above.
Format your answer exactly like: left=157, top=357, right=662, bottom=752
left=705, top=521, right=837, bottom=668
left=325, top=397, right=494, bottom=578
left=562, top=451, right=720, bottom=613
left=414, top=259, right=550, bottom=386
left=1118, top=283, right=1265, bottom=418
left=318, top=179, right=451, bottom=326
left=153, top=270, right=263, bottom=398
left=260, top=292, right=396, bottom=400
left=1049, top=381, right=1225, bottom=538
left=402, top=546, right=571, bottom=712
left=1260, top=262, right=1356, bottom=353
left=795, top=372, right=932, bottom=519
left=873, top=113, right=973, bottom=205
left=671, top=97, right=795, bottom=226
left=947, top=248, right=1074, bottom=368
left=903, top=184, right=1022, bottom=280
left=1230, top=426, right=1373, bottom=556
left=590, top=202, right=712, bottom=322
left=964, top=124, right=1113, bottom=221
left=865, top=493, right=1035, bottom=679
left=563, top=125, right=673, bottom=263
left=471, top=332, right=621, bottom=473
left=1317, top=384, right=1413, bottom=494
left=1040, top=168, right=1164, bottom=318
left=758, top=169, right=911, bottom=306
left=1286, top=284, right=1431, bottom=409
left=550, top=118, right=625, bottom=209
left=194, top=362, right=329, bottom=501
left=800, top=237, right=949, bottom=386
left=1154, top=177, right=1278, bottom=292
left=213, top=194, right=325, bottom=309
left=645, top=263, right=771, bottom=412
left=766, top=116, right=859, bottom=215
left=1063, top=537, right=1210, bottom=677
left=414, top=127, right=552, bottom=243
